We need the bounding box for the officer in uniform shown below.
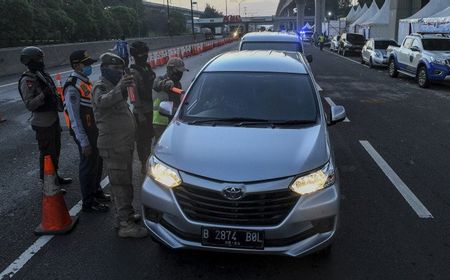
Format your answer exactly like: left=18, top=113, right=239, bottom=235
left=129, top=41, right=156, bottom=175
left=63, top=50, right=111, bottom=213
left=92, top=52, right=147, bottom=238
left=19, top=47, right=72, bottom=188
left=152, top=57, right=188, bottom=140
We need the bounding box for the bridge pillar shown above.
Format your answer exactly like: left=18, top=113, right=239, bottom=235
left=389, top=0, right=423, bottom=41
left=314, top=0, right=325, bottom=40
left=295, top=0, right=306, bottom=31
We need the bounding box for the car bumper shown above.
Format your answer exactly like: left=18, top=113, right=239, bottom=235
left=372, top=56, right=388, bottom=66
left=141, top=172, right=340, bottom=257
left=429, top=63, right=450, bottom=81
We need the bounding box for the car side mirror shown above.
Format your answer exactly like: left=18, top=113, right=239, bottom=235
left=159, top=101, right=174, bottom=117
left=410, top=46, right=421, bottom=52
left=329, top=105, right=346, bottom=126
left=306, top=54, right=313, bottom=63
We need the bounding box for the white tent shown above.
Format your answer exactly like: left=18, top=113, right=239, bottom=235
left=360, top=0, right=392, bottom=39
left=398, top=0, right=450, bottom=42
left=420, top=6, right=450, bottom=33
left=348, top=4, right=366, bottom=24
left=345, top=6, right=356, bottom=21
left=350, top=1, right=379, bottom=35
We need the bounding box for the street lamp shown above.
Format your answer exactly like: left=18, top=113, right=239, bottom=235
left=327, top=11, right=332, bottom=37
left=190, top=0, right=196, bottom=39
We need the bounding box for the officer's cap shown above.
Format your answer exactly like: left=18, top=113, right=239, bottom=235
left=70, top=50, right=97, bottom=66
left=99, top=52, right=125, bottom=67
left=167, top=58, right=189, bottom=72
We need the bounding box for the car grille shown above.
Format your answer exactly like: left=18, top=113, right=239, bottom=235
left=446, top=59, right=450, bottom=65
left=173, top=184, right=300, bottom=226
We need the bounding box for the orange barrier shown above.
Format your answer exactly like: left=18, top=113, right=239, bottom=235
left=34, top=155, right=78, bottom=235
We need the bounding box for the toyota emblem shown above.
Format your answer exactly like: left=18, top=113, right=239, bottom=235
left=223, top=186, right=244, bottom=200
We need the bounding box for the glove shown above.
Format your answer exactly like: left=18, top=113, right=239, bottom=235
left=163, top=80, right=175, bottom=91
left=82, top=145, right=93, bottom=157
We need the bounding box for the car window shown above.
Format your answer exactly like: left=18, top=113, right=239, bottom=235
left=422, top=39, right=450, bottom=51
left=411, top=39, right=422, bottom=50
left=375, top=40, right=398, bottom=49
left=181, top=72, right=318, bottom=123
left=403, top=38, right=413, bottom=49
left=347, top=34, right=365, bottom=44
left=240, top=42, right=303, bottom=53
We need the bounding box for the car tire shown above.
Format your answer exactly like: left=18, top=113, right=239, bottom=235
left=388, top=59, right=398, bottom=78
left=369, top=58, right=374, bottom=68
left=417, top=66, right=430, bottom=88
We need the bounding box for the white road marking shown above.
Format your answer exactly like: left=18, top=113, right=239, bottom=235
left=359, top=140, right=433, bottom=219
left=324, top=49, right=370, bottom=68
left=324, top=97, right=351, bottom=122
left=316, top=83, right=323, bottom=91
left=0, top=176, right=110, bottom=279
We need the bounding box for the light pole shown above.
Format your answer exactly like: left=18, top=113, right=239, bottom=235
left=190, top=0, right=196, bottom=39
left=167, top=0, right=170, bottom=36
left=327, top=11, right=332, bottom=37
left=225, top=0, right=228, bottom=16
left=238, top=0, right=245, bottom=17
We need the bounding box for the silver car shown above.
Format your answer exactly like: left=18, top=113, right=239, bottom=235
left=141, top=51, right=346, bottom=257
left=361, top=39, right=398, bottom=68
left=330, top=35, right=340, bottom=52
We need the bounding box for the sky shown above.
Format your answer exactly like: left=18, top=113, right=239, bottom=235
left=147, top=0, right=279, bottom=17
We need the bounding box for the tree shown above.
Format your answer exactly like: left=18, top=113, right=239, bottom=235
left=169, top=11, right=187, bottom=35
left=202, top=4, right=223, bottom=18
left=0, top=0, right=33, bottom=46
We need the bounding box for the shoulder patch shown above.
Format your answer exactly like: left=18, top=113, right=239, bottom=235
left=26, top=80, right=34, bottom=88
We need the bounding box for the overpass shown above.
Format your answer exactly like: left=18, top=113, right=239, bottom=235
left=276, top=0, right=426, bottom=40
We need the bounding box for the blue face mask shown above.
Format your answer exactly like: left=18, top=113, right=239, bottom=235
left=82, top=65, right=92, bottom=77
left=101, top=68, right=123, bottom=85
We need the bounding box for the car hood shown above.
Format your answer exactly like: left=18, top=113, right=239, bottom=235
left=154, top=122, right=330, bottom=182
left=424, top=50, right=450, bottom=59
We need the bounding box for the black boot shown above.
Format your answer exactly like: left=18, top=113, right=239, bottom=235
left=55, top=176, right=72, bottom=186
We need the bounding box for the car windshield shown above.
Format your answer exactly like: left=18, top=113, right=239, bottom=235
left=241, top=42, right=303, bottom=53
left=375, top=40, right=398, bottom=49
left=347, top=34, right=366, bottom=44
left=180, top=72, right=318, bottom=125
left=422, top=39, right=450, bottom=51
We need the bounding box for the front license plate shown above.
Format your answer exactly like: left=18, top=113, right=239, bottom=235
left=201, top=227, right=264, bottom=250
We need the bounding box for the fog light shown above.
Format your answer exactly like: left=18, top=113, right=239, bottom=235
left=311, top=216, right=335, bottom=233
left=144, top=206, right=161, bottom=222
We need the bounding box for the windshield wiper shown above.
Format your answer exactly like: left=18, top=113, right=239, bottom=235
left=187, top=117, right=270, bottom=125
left=237, top=119, right=316, bottom=127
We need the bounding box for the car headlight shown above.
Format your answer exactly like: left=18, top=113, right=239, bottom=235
left=375, top=51, right=382, bottom=58
left=431, top=57, right=447, bottom=65
left=289, top=161, right=336, bottom=195
left=147, top=156, right=182, bottom=188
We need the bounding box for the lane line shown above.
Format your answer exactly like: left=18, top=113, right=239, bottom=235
left=324, top=49, right=370, bottom=69
left=324, top=97, right=351, bottom=122
left=359, top=140, right=433, bottom=219
left=0, top=176, right=110, bottom=279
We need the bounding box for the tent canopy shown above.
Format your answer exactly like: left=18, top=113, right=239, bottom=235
left=348, top=4, right=365, bottom=23
left=401, top=0, right=450, bottom=23
left=345, top=6, right=356, bottom=21
left=362, top=0, right=390, bottom=26
left=302, top=23, right=313, bottom=30
left=352, top=1, right=379, bottom=27
left=423, top=6, right=450, bottom=23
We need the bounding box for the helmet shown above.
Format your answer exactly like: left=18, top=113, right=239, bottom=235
left=99, top=52, right=125, bottom=66
left=20, top=46, right=44, bottom=66
left=130, top=41, right=149, bottom=57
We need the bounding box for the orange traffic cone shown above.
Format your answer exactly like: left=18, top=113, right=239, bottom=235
left=34, top=155, right=78, bottom=235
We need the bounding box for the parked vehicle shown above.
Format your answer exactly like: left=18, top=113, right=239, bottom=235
left=142, top=50, right=346, bottom=257
left=330, top=35, right=341, bottom=52
left=239, top=32, right=304, bottom=54
left=388, top=33, right=450, bottom=88
left=338, top=33, right=366, bottom=56
left=361, top=39, right=399, bottom=68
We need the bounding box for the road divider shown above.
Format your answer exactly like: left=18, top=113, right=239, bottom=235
left=359, top=140, right=433, bottom=219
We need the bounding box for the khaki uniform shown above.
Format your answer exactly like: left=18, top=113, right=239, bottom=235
left=91, top=77, right=136, bottom=222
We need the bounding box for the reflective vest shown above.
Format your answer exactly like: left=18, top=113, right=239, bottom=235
left=63, top=76, right=97, bottom=134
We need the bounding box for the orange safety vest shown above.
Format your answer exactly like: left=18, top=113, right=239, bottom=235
left=63, top=76, right=96, bottom=134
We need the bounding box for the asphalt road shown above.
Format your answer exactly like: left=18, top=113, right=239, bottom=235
left=0, top=42, right=449, bottom=280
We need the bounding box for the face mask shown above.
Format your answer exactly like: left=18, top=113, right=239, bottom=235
left=170, top=71, right=183, bottom=82
left=101, top=68, right=123, bottom=85
left=28, top=61, right=45, bottom=72
left=82, top=65, right=92, bottom=77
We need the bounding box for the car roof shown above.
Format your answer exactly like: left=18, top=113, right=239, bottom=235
left=241, top=32, right=301, bottom=43
left=203, top=51, right=308, bottom=74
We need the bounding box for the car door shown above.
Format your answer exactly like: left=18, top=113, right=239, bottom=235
left=398, top=38, right=413, bottom=70
left=363, top=40, right=373, bottom=62
left=410, top=39, right=423, bottom=72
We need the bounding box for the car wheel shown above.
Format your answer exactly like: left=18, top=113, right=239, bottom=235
left=417, top=66, right=430, bottom=88
left=388, top=59, right=398, bottom=78
left=369, top=58, right=374, bottom=68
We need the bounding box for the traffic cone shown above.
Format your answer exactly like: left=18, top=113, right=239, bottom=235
left=34, top=155, right=78, bottom=235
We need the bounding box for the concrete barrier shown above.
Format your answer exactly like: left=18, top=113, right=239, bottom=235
left=0, top=35, right=206, bottom=77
